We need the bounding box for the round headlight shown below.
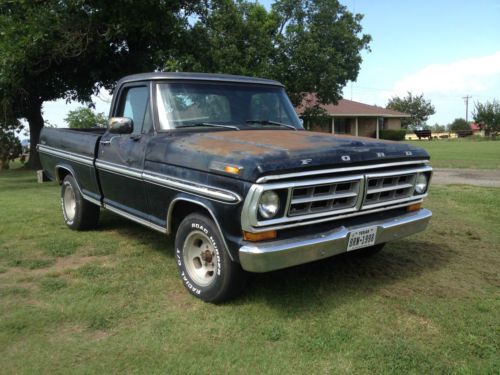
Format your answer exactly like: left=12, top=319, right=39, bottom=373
left=414, top=174, right=428, bottom=194
left=258, top=190, right=280, bottom=219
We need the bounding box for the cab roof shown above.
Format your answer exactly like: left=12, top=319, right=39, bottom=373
left=118, top=72, right=284, bottom=87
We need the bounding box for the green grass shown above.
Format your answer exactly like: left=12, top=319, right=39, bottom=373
left=1, top=168, right=499, bottom=374
left=406, top=138, right=500, bottom=169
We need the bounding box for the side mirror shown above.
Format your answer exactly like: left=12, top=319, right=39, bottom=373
left=108, top=117, right=133, bottom=134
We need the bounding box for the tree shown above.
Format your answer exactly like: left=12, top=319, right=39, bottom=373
left=0, top=119, right=22, bottom=170
left=1, top=0, right=371, bottom=170
left=0, top=0, right=198, bottom=169
left=473, top=100, right=500, bottom=136
left=386, top=92, right=436, bottom=130
left=65, top=108, right=107, bottom=129
left=449, top=118, right=470, bottom=132
left=170, top=0, right=371, bottom=105
left=430, top=123, right=447, bottom=133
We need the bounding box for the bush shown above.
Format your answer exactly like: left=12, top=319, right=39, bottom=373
left=379, top=129, right=406, bottom=141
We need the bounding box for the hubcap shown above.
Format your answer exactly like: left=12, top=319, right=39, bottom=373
left=183, top=230, right=218, bottom=287
left=63, top=184, right=76, bottom=222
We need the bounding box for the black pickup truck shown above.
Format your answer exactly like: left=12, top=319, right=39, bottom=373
left=38, top=72, right=432, bottom=302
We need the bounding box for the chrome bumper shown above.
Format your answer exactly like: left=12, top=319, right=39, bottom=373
left=239, top=208, right=432, bottom=273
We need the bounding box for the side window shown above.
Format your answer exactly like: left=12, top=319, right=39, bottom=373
left=117, top=86, right=150, bottom=134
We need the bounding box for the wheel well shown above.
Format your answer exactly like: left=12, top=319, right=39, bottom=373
left=168, top=200, right=213, bottom=235
left=56, top=167, right=72, bottom=184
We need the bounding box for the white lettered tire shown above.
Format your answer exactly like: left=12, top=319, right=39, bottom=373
left=61, top=175, right=100, bottom=230
left=175, top=213, right=247, bottom=303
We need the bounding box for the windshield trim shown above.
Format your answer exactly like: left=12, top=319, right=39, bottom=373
left=154, top=80, right=303, bottom=132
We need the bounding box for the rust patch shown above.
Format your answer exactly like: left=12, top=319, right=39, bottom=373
left=179, top=130, right=361, bottom=156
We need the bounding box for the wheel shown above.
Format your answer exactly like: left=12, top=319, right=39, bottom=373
left=350, top=243, right=385, bottom=257
left=61, top=175, right=100, bottom=230
left=175, top=213, right=247, bottom=303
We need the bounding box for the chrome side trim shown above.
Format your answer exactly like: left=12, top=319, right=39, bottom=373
left=104, top=204, right=167, bottom=234
left=38, top=145, right=94, bottom=166
left=95, top=160, right=143, bottom=180
left=143, top=172, right=241, bottom=204
left=166, top=197, right=235, bottom=261
left=82, top=193, right=102, bottom=206
left=239, top=208, right=432, bottom=272
left=256, top=160, right=430, bottom=183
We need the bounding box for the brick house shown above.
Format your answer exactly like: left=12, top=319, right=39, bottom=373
left=296, top=94, right=410, bottom=138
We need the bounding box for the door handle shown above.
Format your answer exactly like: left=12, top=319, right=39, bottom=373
left=130, top=134, right=142, bottom=141
left=100, top=140, right=111, bottom=145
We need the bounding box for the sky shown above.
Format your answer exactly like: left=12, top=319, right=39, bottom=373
left=42, top=0, right=500, bottom=128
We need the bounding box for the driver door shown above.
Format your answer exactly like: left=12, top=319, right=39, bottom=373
left=97, top=83, right=154, bottom=220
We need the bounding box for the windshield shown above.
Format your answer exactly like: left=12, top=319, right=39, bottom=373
left=156, top=82, right=303, bottom=130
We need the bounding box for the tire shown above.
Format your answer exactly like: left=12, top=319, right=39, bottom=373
left=61, top=175, right=100, bottom=230
left=175, top=213, right=247, bottom=303
left=350, top=243, right=385, bottom=257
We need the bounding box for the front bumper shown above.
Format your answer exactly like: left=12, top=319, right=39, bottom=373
left=239, top=208, right=432, bottom=273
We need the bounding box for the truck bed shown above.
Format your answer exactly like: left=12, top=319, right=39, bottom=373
left=38, top=127, right=105, bottom=203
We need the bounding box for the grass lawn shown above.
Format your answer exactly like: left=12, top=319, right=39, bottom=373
left=406, top=138, right=500, bottom=169
left=1, top=168, right=499, bottom=374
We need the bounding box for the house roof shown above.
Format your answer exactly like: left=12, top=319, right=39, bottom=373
left=296, top=93, right=410, bottom=118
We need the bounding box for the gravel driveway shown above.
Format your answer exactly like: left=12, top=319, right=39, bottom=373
left=432, top=168, right=500, bottom=187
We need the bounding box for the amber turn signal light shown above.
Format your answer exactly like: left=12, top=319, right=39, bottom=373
left=407, top=203, right=422, bottom=212
left=243, top=230, right=277, bottom=242
left=224, top=165, right=241, bottom=175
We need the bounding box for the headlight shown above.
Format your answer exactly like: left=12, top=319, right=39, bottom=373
left=414, top=174, right=428, bottom=194
left=258, top=190, right=280, bottom=219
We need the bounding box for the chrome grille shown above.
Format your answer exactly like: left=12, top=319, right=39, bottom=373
left=288, top=179, right=361, bottom=216
left=363, top=172, right=417, bottom=208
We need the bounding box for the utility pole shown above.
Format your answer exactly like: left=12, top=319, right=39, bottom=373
left=463, top=95, right=472, bottom=122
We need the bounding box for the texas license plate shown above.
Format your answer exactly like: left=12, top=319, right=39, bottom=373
left=347, top=226, right=377, bottom=251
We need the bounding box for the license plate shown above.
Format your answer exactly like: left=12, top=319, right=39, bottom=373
left=347, top=226, right=377, bottom=251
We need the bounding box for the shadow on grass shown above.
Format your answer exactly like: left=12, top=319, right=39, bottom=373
left=96, top=211, right=454, bottom=310
left=240, top=239, right=455, bottom=312
left=98, top=210, right=175, bottom=255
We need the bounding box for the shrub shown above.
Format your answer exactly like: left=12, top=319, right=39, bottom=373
left=379, top=129, right=406, bottom=141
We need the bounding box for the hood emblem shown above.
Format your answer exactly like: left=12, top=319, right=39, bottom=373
left=341, top=155, right=350, bottom=161
left=376, top=152, right=385, bottom=158
left=301, top=159, right=312, bottom=165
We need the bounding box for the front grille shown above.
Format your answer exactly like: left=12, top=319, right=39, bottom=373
left=288, top=179, right=360, bottom=216
left=363, top=172, right=417, bottom=208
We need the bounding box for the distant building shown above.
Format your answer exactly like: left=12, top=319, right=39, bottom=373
left=296, top=94, right=410, bottom=138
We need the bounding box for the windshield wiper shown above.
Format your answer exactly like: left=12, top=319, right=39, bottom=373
left=246, top=119, right=297, bottom=130
left=176, top=122, right=240, bottom=130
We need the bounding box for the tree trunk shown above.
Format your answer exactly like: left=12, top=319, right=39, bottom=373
left=25, top=100, right=44, bottom=170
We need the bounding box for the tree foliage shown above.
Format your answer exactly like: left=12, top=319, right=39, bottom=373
left=386, top=92, right=436, bottom=130
left=168, top=0, right=371, bottom=105
left=473, top=100, right=500, bottom=136
left=1, top=0, right=371, bottom=169
left=0, top=116, right=22, bottom=170
left=65, top=107, right=107, bottom=129
left=0, top=0, right=196, bottom=168
left=449, top=118, right=470, bottom=132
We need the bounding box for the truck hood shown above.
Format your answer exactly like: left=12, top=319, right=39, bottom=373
left=146, top=130, right=429, bottom=182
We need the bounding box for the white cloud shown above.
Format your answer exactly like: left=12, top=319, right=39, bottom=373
left=380, top=51, right=500, bottom=100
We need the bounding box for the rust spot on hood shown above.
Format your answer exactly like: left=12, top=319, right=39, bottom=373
left=176, top=130, right=373, bottom=157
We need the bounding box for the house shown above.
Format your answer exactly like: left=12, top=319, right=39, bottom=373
left=296, top=94, right=410, bottom=138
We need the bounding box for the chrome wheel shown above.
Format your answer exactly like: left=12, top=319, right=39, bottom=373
left=183, top=230, right=217, bottom=287
left=63, top=183, right=76, bottom=222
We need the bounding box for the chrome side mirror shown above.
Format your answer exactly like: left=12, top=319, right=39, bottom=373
left=108, top=117, right=133, bottom=134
